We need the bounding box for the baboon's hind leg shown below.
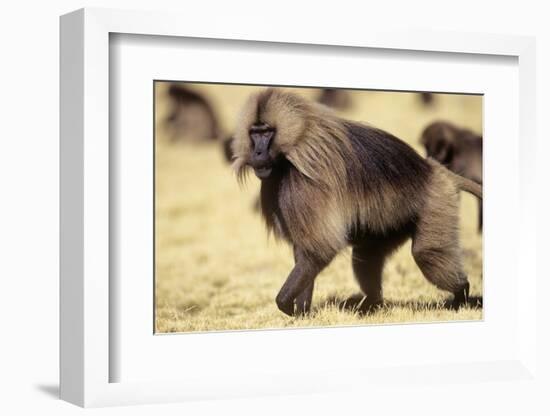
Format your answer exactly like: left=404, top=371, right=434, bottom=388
left=412, top=193, right=469, bottom=310
left=352, top=237, right=407, bottom=309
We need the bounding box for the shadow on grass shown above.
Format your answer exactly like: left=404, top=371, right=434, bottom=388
left=318, top=293, right=483, bottom=315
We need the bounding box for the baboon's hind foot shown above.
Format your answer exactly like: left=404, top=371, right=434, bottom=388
left=452, top=281, right=470, bottom=310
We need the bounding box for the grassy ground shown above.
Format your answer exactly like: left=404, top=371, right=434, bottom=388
left=154, top=84, right=483, bottom=333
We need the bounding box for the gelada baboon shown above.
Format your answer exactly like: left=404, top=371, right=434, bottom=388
left=164, top=84, right=219, bottom=142
left=232, top=89, right=482, bottom=316
left=420, top=121, right=483, bottom=231
left=419, top=92, right=435, bottom=106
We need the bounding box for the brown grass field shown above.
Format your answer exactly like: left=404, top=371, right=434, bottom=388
left=154, top=83, right=483, bottom=333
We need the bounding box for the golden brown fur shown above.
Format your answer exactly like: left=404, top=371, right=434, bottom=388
left=232, top=89, right=482, bottom=315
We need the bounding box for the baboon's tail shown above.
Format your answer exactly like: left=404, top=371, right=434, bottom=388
left=451, top=172, right=482, bottom=199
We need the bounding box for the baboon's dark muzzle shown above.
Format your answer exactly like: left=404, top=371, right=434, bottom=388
left=251, top=132, right=272, bottom=157
left=251, top=139, right=273, bottom=179
left=251, top=144, right=273, bottom=179
left=251, top=143, right=271, bottom=166
left=249, top=125, right=274, bottom=179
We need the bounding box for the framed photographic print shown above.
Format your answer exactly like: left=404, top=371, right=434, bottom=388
left=60, top=8, right=539, bottom=408
left=152, top=81, right=483, bottom=334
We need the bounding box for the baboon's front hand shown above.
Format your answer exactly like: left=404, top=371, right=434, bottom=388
left=275, top=294, right=312, bottom=316
left=275, top=263, right=312, bottom=317
left=275, top=292, right=295, bottom=316
left=276, top=255, right=322, bottom=316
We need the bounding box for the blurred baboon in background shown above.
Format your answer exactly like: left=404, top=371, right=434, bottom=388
left=164, top=84, right=219, bottom=142
left=419, top=92, right=435, bottom=106
left=317, top=88, right=352, bottom=110
left=420, top=121, right=483, bottom=231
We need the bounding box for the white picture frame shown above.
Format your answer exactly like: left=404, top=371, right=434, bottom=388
left=60, top=7, right=538, bottom=408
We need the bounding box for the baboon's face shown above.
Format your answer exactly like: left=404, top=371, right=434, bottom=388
left=248, top=122, right=281, bottom=179
left=232, top=89, right=310, bottom=181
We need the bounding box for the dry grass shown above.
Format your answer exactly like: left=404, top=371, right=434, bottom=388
left=154, top=84, right=483, bottom=333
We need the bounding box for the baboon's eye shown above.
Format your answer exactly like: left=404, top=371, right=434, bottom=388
left=249, top=123, right=275, bottom=153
